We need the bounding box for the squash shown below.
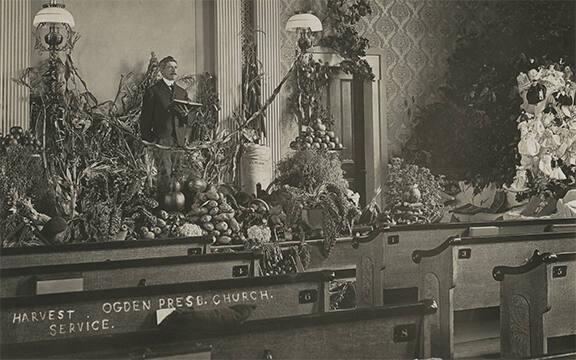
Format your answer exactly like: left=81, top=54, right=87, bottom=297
left=163, top=191, right=185, bottom=211
left=187, top=178, right=208, bottom=193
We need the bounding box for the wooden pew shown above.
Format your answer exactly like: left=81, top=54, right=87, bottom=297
left=494, top=251, right=576, bottom=358
left=410, top=231, right=576, bottom=359
left=0, top=252, right=258, bottom=297
left=1, top=299, right=437, bottom=360
left=0, top=268, right=354, bottom=346
left=352, top=218, right=576, bottom=306
left=0, top=236, right=213, bottom=269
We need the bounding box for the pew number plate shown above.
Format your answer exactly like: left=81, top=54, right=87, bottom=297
left=232, top=265, right=250, bottom=277
left=552, top=265, right=567, bottom=278
left=299, top=289, right=318, bottom=304
left=187, top=248, right=202, bottom=256
left=393, top=324, right=416, bottom=342
left=388, top=235, right=400, bottom=245
left=458, top=248, right=472, bottom=259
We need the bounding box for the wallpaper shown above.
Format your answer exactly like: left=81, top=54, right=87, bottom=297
left=279, top=0, right=494, bottom=155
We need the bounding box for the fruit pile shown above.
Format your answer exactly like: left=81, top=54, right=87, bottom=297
left=187, top=181, right=243, bottom=245
left=289, top=123, right=344, bottom=151
left=0, top=127, right=42, bottom=153
left=268, top=205, right=289, bottom=241
left=235, top=198, right=270, bottom=228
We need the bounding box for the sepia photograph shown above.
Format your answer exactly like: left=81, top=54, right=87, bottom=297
left=0, top=0, right=575, bottom=359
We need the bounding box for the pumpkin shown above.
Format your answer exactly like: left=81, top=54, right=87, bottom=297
left=163, top=190, right=186, bottom=211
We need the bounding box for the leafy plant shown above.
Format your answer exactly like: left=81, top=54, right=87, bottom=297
left=238, top=25, right=266, bottom=144
left=178, top=73, right=220, bottom=142
left=273, top=149, right=360, bottom=255
left=319, top=0, right=374, bottom=81
left=0, top=145, right=52, bottom=247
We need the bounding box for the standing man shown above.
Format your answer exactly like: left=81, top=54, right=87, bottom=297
left=140, top=56, right=192, bottom=190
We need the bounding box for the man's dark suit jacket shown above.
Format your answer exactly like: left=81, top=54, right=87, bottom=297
left=140, top=79, right=190, bottom=142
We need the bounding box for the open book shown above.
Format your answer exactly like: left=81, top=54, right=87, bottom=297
left=172, top=99, right=203, bottom=111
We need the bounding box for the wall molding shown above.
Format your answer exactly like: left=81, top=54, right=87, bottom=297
left=215, top=0, right=242, bottom=131
left=255, top=0, right=282, bottom=177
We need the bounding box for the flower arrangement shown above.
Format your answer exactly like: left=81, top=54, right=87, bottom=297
left=382, top=158, right=445, bottom=225
left=405, top=1, right=574, bottom=192
left=509, top=61, right=576, bottom=201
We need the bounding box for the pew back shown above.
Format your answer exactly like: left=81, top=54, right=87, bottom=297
left=353, top=218, right=576, bottom=307
left=452, top=234, right=575, bottom=310
left=495, top=251, right=576, bottom=358
left=1, top=300, right=437, bottom=360
left=0, top=252, right=257, bottom=297
left=411, top=231, right=576, bottom=359
left=0, top=236, right=212, bottom=269
left=0, top=269, right=353, bottom=345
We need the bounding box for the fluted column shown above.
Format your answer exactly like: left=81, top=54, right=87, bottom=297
left=255, top=0, right=283, bottom=173
left=0, top=0, right=30, bottom=133
left=215, top=0, right=242, bottom=131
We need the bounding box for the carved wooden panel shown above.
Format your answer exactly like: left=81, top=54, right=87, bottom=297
left=357, top=255, right=374, bottom=307
left=508, top=295, right=531, bottom=358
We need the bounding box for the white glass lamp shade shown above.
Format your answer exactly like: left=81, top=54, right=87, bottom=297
left=33, top=6, right=75, bottom=28
left=285, top=13, right=322, bottom=32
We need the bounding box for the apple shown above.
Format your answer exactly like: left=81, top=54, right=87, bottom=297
left=320, top=143, right=328, bottom=150
left=327, top=131, right=335, bottom=138
left=313, top=142, right=321, bottom=149
left=333, top=136, right=340, bottom=144
left=10, top=126, right=23, bottom=136
left=303, top=142, right=312, bottom=149
left=305, top=136, right=313, bottom=144
left=324, top=135, right=331, bottom=143
left=317, top=124, right=327, bottom=132
left=336, top=143, right=344, bottom=150
left=328, top=142, right=336, bottom=149
left=313, top=137, right=322, bottom=143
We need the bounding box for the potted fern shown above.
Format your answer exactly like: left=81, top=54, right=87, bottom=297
left=272, top=149, right=360, bottom=256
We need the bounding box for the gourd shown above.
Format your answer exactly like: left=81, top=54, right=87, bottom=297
left=163, top=179, right=186, bottom=211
